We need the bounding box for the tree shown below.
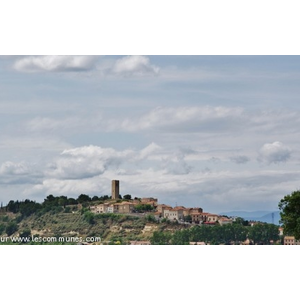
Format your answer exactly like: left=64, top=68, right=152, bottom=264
left=278, top=190, right=300, bottom=239
left=123, top=194, right=132, bottom=200
left=58, top=196, right=68, bottom=208
left=248, top=223, right=279, bottom=245
left=7, top=200, right=20, bottom=213
left=83, top=211, right=95, bottom=225
left=5, top=222, right=18, bottom=236
left=77, top=194, right=92, bottom=203
left=134, top=204, right=154, bottom=212
left=19, top=200, right=41, bottom=218
left=92, top=196, right=99, bottom=202
left=183, top=215, right=192, bottom=223
left=171, top=229, right=190, bottom=245
left=145, top=214, right=156, bottom=223
left=150, top=231, right=172, bottom=245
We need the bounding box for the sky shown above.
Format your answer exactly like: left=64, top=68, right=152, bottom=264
left=1, top=55, right=300, bottom=213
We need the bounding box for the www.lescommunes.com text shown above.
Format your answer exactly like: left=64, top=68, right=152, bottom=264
left=0, top=236, right=101, bottom=243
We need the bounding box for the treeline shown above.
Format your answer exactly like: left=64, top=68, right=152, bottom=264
left=150, top=222, right=280, bottom=245
left=4, top=194, right=112, bottom=219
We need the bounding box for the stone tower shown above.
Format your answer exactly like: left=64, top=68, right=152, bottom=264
left=112, top=180, right=120, bottom=200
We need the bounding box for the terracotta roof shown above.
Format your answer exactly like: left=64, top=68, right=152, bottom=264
left=158, top=204, right=172, bottom=208
left=120, top=202, right=134, bottom=205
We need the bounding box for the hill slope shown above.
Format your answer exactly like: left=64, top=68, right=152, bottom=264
left=0, top=209, right=186, bottom=245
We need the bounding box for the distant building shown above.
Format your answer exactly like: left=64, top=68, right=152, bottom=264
left=284, top=236, right=300, bottom=245
left=141, top=198, right=158, bottom=203
left=279, top=227, right=284, bottom=236
left=90, top=204, right=107, bottom=214
left=157, top=204, right=172, bottom=214
left=112, top=180, right=120, bottom=200
left=190, top=213, right=203, bottom=224
left=163, top=208, right=184, bottom=221
left=218, top=217, right=233, bottom=225
left=189, top=242, right=206, bottom=245
left=183, top=207, right=203, bottom=217
left=117, top=202, right=134, bottom=214
left=206, top=214, right=218, bottom=223
left=107, top=204, right=119, bottom=213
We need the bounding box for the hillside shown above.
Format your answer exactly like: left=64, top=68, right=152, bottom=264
left=0, top=208, right=187, bottom=245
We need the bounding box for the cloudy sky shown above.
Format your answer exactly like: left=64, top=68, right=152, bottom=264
left=1, top=55, right=300, bottom=213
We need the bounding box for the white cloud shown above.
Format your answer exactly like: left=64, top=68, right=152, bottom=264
left=0, top=161, right=42, bottom=185
left=46, top=143, right=164, bottom=180
left=111, top=55, right=159, bottom=76
left=258, top=141, right=291, bottom=164
left=3, top=142, right=299, bottom=212
left=28, top=177, right=106, bottom=198
left=117, top=106, right=245, bottom=132
left=13, top=55, right=97, bottom=72
left=138, top=142, right=161, bottom=159
left=0, top=161, right=29, bottom=175
left=47, top=145, right=135, bottom=180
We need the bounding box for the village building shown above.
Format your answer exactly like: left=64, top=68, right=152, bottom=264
left=107, top=204, right=119, bottom=213
left=157, top=204, right=173, bottom=214
left=116, top=202, right=134, bottom=214
left=183, top=208, right=193, bottom=217
left=279, top=227, right=284, bottom=236
left=190, top=213, right=204, bottom=224
left=190, top=207, right=203, bottom=214
left=153, top=211, right=162, bottom=220
left=141, top=198, right=158, bottom=204
left=189, top=242, right=206, bottom=245
left=207, top=214, right=218, bottom=222
left=163, top=208, right=184, bottom=221
left=174, top=206, right=186, bottom=210
left=90, top=203, right=110, bottom=214
left=132, top=199, right=141, bottom=205
left=184, top=207, right=203, bottom=218
left=284, top=236, right=300, bottom=245
left=218, top=217, right=233, bottom=225
left=143, top=200, right=158, bottom=208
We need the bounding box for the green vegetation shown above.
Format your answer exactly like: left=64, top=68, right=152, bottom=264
left=0, top=193, right=282, bottom=245
left=278, top=190, right=300, bottom=239
left=150, top=222, right=280, bottom=245
left=5, top=222, right=19, bottom=236
left=134, top=204, right=155, bottom=212
left=0, top=195, right=159, bottom=244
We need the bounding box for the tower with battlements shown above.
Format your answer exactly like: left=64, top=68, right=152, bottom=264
left=112, top=180, right=120, bottom=200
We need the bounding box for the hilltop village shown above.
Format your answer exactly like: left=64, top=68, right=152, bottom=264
left=89, top=179, right=233, bottom=225
left=0, top=179, right=293, bottom=245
